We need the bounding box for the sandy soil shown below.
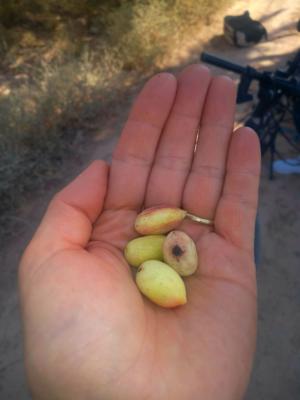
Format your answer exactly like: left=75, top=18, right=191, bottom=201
left=1, top=1, right=300, bottom=399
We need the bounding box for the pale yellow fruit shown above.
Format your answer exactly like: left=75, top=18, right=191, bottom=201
left=135, top=206, right=187, bottom=235
left=124, top=235, right=165, bottom=267
left=163, top=230, right=198, bottom=276
left=136, top=260, right=187, bottom=308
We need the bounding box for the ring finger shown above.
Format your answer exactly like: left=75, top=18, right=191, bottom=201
left=182, top=75, right=236, bottom=236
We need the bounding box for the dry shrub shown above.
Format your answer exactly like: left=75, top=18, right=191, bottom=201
left=104, top=0, right=229, bottom=70
left=0, top=0, right=233, bottom=233
left=0, top=47, right=122, bottom=216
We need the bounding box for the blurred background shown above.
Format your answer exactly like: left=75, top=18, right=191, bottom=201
left=0, top=0, right=300, bottom=399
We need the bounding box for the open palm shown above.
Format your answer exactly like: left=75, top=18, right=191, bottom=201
left=19, top=65, right=260, bottom=400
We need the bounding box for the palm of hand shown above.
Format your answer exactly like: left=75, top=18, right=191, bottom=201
left=19, top=66, right=260, bottom=400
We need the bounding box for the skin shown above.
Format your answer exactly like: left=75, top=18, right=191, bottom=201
left=19, top=64, right=261, bottom=400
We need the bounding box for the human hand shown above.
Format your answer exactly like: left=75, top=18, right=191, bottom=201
left=19, top=64, right=260, bottom=400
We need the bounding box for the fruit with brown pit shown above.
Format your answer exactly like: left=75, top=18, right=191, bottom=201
left=163, top=230, right=198, bottom=276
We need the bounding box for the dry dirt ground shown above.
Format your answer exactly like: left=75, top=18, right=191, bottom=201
left=1, top=1, right=300, bottom=399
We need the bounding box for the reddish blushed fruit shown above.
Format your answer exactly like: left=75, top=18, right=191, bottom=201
left=135, top=206, right=187, bottom=235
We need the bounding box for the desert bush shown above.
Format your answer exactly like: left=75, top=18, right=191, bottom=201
left=0, top=46, right=122, bottom=215
left=0, top=0, right=232, bottom=233
left=103, top=0, right=229, bottom=70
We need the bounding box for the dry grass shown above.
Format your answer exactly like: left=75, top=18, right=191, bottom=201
left=0, top=0, right=232, bottom=236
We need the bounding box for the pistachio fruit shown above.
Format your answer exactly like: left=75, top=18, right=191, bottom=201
left=163, top=230, right=198, bottom=276
left=124, top=235, right=165, bottom=267
left=135, top=206, right=187, bottom=235
left=136, top=260, right=187, bottom=308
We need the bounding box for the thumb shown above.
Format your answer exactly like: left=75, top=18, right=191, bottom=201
left=20, top=160, right=109, bottom=273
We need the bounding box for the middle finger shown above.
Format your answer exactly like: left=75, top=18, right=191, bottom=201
left=144, top=64, right=211, bottom=207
